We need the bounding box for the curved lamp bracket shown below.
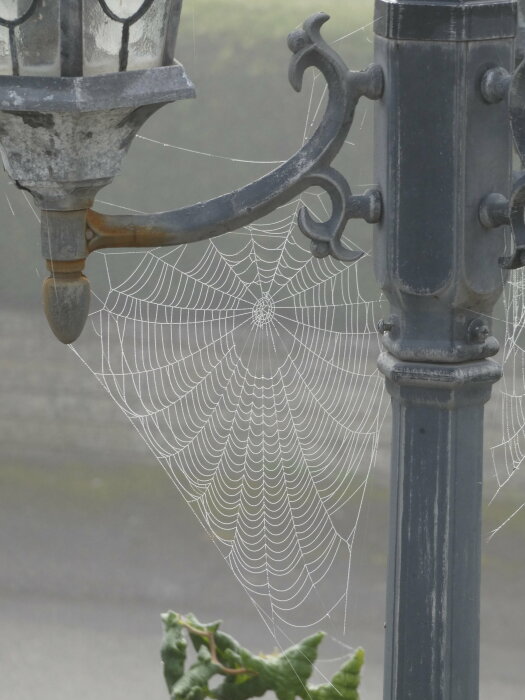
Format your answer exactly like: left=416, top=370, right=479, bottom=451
left=87, top=13, right=383, bottom=264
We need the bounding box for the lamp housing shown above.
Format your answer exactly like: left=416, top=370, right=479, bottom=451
left=0, top=0, right=193, bottom=342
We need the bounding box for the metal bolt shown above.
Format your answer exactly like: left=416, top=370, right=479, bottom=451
left=311, top=241, right=330, bottom=259
left=479, top=192, right=510, bottom=229
left=476, top=325, right=490, bottom=341
left=468, top=319, right=490, bottom=344
left=378, top=319, right=394, bottom=335
left=481, top=66, right=511, bottom=104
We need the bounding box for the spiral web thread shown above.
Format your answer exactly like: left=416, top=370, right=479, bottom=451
left=490, top=268, right=525, bottom=538
left=70, top=20, right=386, bottom=660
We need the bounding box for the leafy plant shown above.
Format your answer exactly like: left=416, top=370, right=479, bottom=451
left=161, top=612, right=364, bottom=700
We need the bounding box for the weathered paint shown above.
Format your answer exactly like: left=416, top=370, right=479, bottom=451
left=0, top=62, right=194, bottom=343
left=375, top=1, right=516, bottom=698
left=42, top=259, right=90, bottom=345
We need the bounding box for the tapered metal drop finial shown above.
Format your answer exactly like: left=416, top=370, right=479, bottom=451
left=42, top=261, right=90, bottom=344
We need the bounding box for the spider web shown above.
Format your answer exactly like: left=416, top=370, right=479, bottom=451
left=69, top=11, right=386, bottom=656
left=73, top=227, right=384, bottom=633
left=490, top=268, right=525, bottom=538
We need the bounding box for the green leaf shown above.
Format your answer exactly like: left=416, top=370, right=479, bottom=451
left=184, top=614, right=244, bottom=668
left=161, top=613, right=364, bottom=700
left=305, top=648, right=365, bottom=700
left=171, top=646, right=218, bottom=700
left=214, top=632, right=324, bottom=700
left=161, top=612, right=188, bottom=693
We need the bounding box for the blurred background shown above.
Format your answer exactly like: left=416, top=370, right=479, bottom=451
left=0, top=1, right=523, bottom=699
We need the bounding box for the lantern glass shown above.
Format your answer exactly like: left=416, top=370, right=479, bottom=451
left=0, top=0, right=181, bottom=77
left=0, top=1, right=60, bottom=76
left=0, top=0, right=32, bottom=21
left=83, top=1, right=175, bottom=76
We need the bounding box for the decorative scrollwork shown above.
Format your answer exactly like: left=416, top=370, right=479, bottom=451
left=297, top=168, right=382, bottom=262
left=288, top=14, right=383, bottom=261
left=87, top=13, right=384, bottom=263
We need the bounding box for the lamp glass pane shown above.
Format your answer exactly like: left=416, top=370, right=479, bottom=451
left=82, top=2, right=121, bottom=75
left=103, top=0, right=148, bottom=13
left=0, top=0, right=178, bottom=77
left=0, top=26, right=11, bottom=75
left=0, top=0, right=33, bottom=21
left=83, top=0, right=173, bottom=76
left=0, top=0, right=59, bottom=76
left=128, top=1, right=172, bottom=70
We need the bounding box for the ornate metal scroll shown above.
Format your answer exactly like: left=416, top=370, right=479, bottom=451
left=86, top=13, right=384, bottom=263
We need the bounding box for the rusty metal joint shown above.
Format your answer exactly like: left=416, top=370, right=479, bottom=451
left=46, top=258, right=86, bottom=276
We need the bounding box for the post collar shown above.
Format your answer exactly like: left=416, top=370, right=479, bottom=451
left=374, top=0, right=517, bottom=41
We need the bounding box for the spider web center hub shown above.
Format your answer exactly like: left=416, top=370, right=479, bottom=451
left=252, top=293, right=275, bottom=328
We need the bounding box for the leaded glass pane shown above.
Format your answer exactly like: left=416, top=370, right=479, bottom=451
left=0, top=0, right=59, bottom=76
left=0, top=1, right=180, bottom=77
left=83, top=0, right=173, bottom=76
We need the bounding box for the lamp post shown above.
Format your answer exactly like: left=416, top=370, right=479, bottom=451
left=375, top=2, right=514, bottom=698
left=0, top=1, right=523, bottom=699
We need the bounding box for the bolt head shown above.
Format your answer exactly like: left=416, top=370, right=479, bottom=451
left=378, top=319, right=394, bottom=335
left=311, top=241, right=330, bottom=259
left=481, top=66, right=511, bottom=104
left=468, top=319, right=490, bottom=345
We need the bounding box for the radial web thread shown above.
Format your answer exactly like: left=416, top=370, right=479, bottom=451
left=70, top=19, right=387, bottom=653
left=490, top=267, right=525, bottom=538
left=73, top=208, right=385, bottom=640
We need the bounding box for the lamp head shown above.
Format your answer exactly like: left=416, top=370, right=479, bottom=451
left=0, top=0, right=193, bottom=343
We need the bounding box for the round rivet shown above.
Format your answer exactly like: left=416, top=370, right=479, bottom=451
left=468, top=318, right=490, bottom=344
left=479, top=192, right=510, bottom=229
left=378, top=319, right=394, bottom=335
left=481, top=66, right=511, bottom=104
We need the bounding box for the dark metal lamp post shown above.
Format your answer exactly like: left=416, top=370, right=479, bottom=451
left=1, top=1, right=524, bottom=699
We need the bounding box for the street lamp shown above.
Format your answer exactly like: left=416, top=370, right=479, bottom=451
left=0, top=0, right=382, bottom=344
left=1, top=1, right=524, bottom=700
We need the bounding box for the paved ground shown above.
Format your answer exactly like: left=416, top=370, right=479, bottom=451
left=0, top=310, right=524, bottom=699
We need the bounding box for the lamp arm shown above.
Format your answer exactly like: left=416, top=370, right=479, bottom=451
left=86, top=13, right=383, bottom=263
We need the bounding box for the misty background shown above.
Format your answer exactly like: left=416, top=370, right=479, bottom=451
left=0, top=1, right=523, bottom=699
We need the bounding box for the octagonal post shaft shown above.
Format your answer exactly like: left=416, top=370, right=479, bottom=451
left=373, top=1, right=516, bottom=698
left=378, top=355, right=501, bottom=700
